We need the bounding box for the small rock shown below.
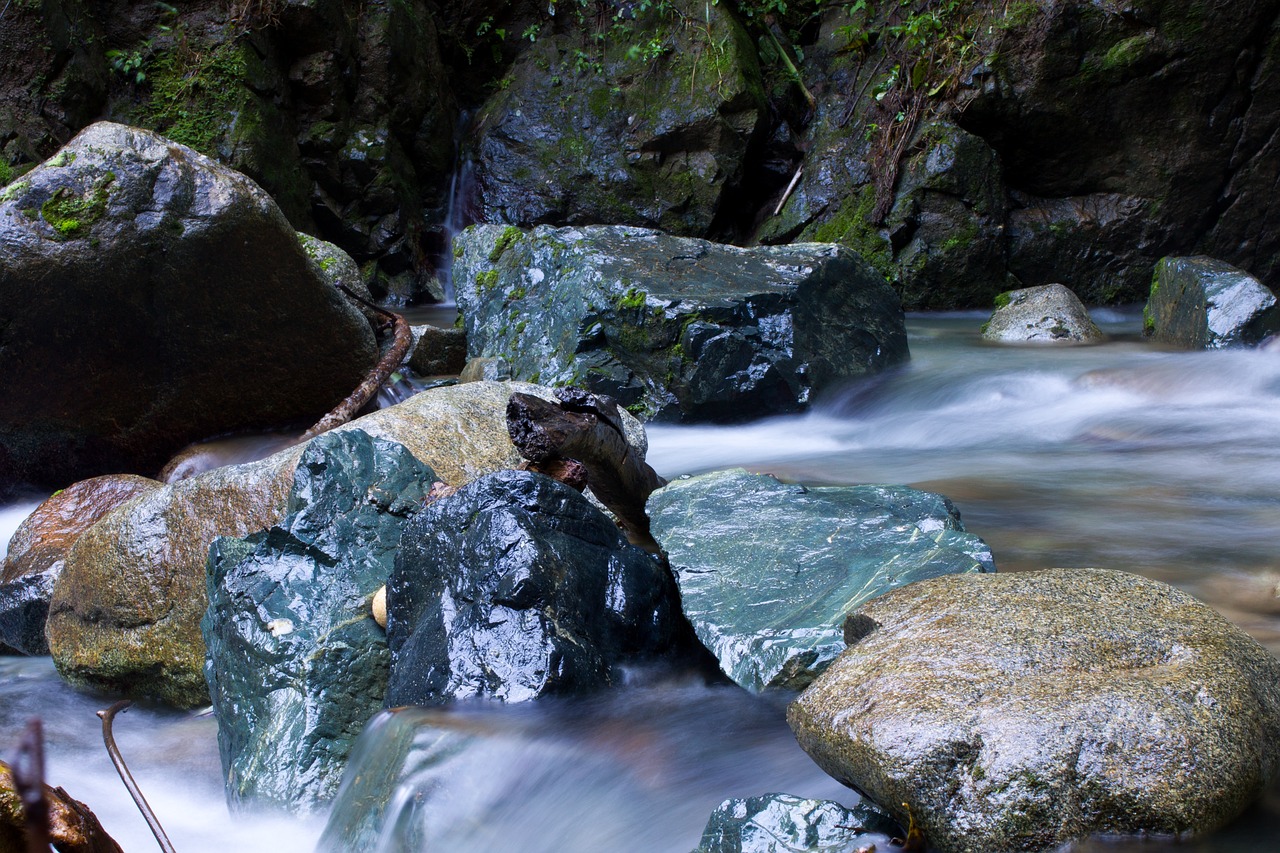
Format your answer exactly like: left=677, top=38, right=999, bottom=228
left=693, top=792, right=898, bottom=853
left=981, top=283, right=1103, bottom=343
left=408, top=325, right=468, bottom=376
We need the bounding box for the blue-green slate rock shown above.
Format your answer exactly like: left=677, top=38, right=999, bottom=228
left=386, top=469, right=702, bottom=707
left=693, top=792, right=899, bottom=853
left=647, top=469, right=995, bottom=692
left=1144, top=256, right=1280, bottom=348
left=454, top=224, right=909, bottom=422
left=202, top=429, right=437, bottom=814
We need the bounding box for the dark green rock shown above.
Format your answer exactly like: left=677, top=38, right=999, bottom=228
left=202, top=429, right=437, bottom=814
left=647, top=469, right=994, bottom=692
left=454, top=224, right=908, bottom=421
left=386, top=469, right=699, bottom=706
left=0, top=574, right=55, bottom=657
left=470, top=0, right=764, bottom=236
left=693, top=792, right=898, bottom=853
left=1144, top=256, right=1280, bottom=349
left=0, top=122, right=377, bottom=491
left=788, top=568, right=1280, bottom=853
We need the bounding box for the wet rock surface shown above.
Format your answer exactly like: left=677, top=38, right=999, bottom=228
left=386, top=469, right=702, bottom=707
left=203, top=430, right=437, bottom=814
left=455, top=224, right=908, bottom=421
left=693, top=792, right=898, bottom=853
left=1144, top=256, right=1280, bottom=349
left=788, top=568, right=1280, bottom=853
left=647, top=469, right=994, bottom=692
left=981, top=283, right=1104, bottom=344
left=0, top=474, right=160, bottom=655
left=0, top=122, right=376, bottom=491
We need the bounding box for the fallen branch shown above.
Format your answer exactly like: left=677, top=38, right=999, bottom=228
left=506, top=389, right=666, bottom=554
left=10, top=719, right=47, bottom=853
left=773, top=164, right=803, bottom=217
left=98, top=701, right=176, bottom=853
left=300, top=285, right=413, bottom=442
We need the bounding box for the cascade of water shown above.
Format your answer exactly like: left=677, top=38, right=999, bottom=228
left=435, top=112, right=480, bottom=305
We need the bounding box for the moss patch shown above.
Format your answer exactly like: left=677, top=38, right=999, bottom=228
left=993, top=290, right=1013, bottom=309
left=40, top=173, right=115, bottom=240
left=807, top=185, right=893, bottom=279
left=488, top=226, right=524, bottom=263
left=144, top=41, right=249, bottom=158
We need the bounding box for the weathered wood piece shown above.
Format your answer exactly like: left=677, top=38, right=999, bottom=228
left=506, top=389, right=665, bottom=553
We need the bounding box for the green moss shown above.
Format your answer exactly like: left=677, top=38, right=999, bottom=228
left=1101, top=34, right=1152, bottom=72
left=488, top=226, right=524, bottom=263
left=808, top=185, right=893, bottom=279
left=453, top=241, right=465, bottom=259
left=617, top=286, right=648, bottom=311
left=939, top=221, right=981, bottom=253
left=40, top=173, right=115, bottom=240
left=993, top=290, right=1013, bottom=309
left=47, top=150, right=77, bottom=168
left=0, top=160, right=14, bottom=186
left=475, top=269, right=500, bottom=294
left=144, top=41, right=249, bottom=157
left=0, top=179, right=29, bottom=203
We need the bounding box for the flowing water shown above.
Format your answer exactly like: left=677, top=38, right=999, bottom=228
left=2, top=309, right=1278, bottom=851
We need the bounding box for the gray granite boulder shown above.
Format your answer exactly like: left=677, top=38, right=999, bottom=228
left=203, top=429, right=437, bottom=814
left=647, top=469, right=994, bottom=692
left=788, top=568, right=1280, bottom=853
left=0, top=122, right=377, bottom=491
left=386, top=469, right=703, bottom=707
left=455, top=224, right=908, bottom=421
left=1144, top=256, right=1280, bottom=348
left=981, top=283, right=1104, bottom=344
left=693, top=792, right=898, bottom=853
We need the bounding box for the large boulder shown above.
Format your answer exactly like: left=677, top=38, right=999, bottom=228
left=386, top=469, right=702, bottom=707
left=455, top=224, right=909, bottom=421
left=44, top=381, right=579, bottom=707
left=0, top=474, right=160, bottom=655
left=203, top=430, right=437, bottom=814
left=470, top=0, right=765, bottom=236
left=693, top=793, right=898, bottom=853
left=788, top=568, right=1280, bottom=853
left=1143, top=256, right=1280, bottom=349
left=647, top=469, right=994, bottom=692
left=0, top=122, right=377, bottom=491
left=981, top=283, right=1104, bottom=344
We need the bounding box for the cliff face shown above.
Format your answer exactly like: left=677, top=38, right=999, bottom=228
left=4, top=1, right=1279, bottom=310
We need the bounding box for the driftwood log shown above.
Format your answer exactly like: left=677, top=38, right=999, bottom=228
left=506, top=389, right=666, bottom=554
left=300, top=285, right=414, bottom=443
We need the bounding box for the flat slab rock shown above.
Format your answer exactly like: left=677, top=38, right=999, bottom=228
left=788, top=568, right=1280, bottom=853
left=647, top=469, right=995, bottom=692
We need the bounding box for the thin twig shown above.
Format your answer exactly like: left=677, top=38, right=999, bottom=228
left=773, top=164, right=804, bottom=217
left=10, top=719, right=49, bottom=853
left=98, top=701, right=177, bottom=853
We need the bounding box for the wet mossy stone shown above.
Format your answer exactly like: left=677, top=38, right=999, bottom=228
left=693, top=792, right=899, bottom=853
left=0, top=122, right=377, bottom=490
left=386, top=469, right=699, bottom=706
left=203, top=429, right=437, bottom=814
left=1144, top=256, right=1280, bottom=349
left=981, top=283, right=1104, bottom=344
left=454, top=224, right=909, bottom=422
left=788, top=568, right=1280, bottom=853
left=647, top=469, right=995, bottom=692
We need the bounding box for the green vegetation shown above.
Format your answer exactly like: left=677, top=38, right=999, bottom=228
left=807, top=185, right=893, bottom=278
left=474, top=269, right=500, bottom=294
left=488, top=226, right=524, bottom=262
left=0, top=161, right=11, bottom=187
left=40, top=173, right=115, bottom=240
left=617, top=287, right=648, bottom=310
left=993, top=290, right=1012, bottom=309
left=145, top=41, right=249, bottom=157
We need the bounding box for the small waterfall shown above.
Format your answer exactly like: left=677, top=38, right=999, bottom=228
left=436, top=112, right=480, bottom=304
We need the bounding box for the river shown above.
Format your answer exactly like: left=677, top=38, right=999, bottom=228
left=1, top=309, right=1278, bottom=851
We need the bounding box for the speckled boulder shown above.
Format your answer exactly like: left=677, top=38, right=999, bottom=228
left=648, top=469, right=994, bottom=692
left=693, top=792, right=898, bottom=853
left=788, top=568, right=1280, bottom=853
left=981, top=284, right=1104, bottom=344
left=1144, top=256, right=1280, bottom=348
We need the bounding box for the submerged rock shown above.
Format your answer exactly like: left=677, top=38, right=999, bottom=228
left=203, top=430, right=436, bottom=814
left=0, top=122, right=377, bottom=490
left=981, top=283, right=1104, bottom=344
left=1144, top=256, right=1280, bottom=349
left=788, top=568, right=1280, bottom=853
left=0, top=474, right=160, bottom=655
left=693, top=792, right=898, bottom=853
left=44, top=381, right=574, bottom=707
left=647, top=469, right=994, bottom=692
left=386, top=469, right=700, bottom=707
left=455, top=224, right=908, bottom=421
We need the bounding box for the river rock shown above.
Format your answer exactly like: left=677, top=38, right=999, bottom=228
left=203, top=430, right=437, bottom=814
left=408, top=325, right=468, bottom=376
left=693, top=792, right=898, bottom=853
left=455, top=224, right=909, bottom=421
left=788, top=568, right=1280, bottom=853
left=648, top=469, right=994, bottom=692
left=0, top=121, right=377, bottom=491
left=0, top=474, right=160, bottom=655
left=44, top=381, right=577, bottom=707
left=981, top=283, right=1104, bottom=344
left=1144, top=256, right=1280, bottom=349
left=386, top=469, right=700, bottom=706
left=471, top=0, right=764, bottom=236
